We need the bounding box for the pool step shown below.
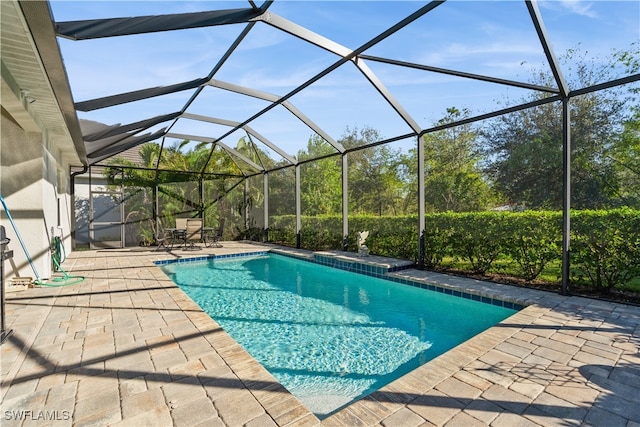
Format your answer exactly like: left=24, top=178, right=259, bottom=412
left=313, top=250, right=415, bottom=277
left=250, top=247, right=415, bottom=277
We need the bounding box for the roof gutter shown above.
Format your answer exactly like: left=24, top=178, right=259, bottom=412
left=18, top=0, right=88, bottom=166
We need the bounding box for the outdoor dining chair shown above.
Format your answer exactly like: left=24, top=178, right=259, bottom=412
left=205, top=218, right=225, bottom=247
left=185, top=218, right=203, bottom=250
left=153, top=219, right=171, bottom=251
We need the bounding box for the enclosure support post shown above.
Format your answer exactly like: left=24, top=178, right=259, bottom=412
left=263, top=172, right=269, bottom=243
left=342, top=153, right=349, bottom=251
left=119, top=171, right=125, bottom=247
left=88, top=168, right=93, bottom=248
left=296, top=165, right=302, bottom=249
left=244, top=179, right=249, bottom=232
left=417, top=135, right=425, bottom=269
left=153, top=185, right=158, bottom=225
left=561, top=98, right=571, bottom=296
left=199, top=177, right=204, bottom=221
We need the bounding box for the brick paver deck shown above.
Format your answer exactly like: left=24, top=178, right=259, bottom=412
left=2, top=242, right=639, bottom=426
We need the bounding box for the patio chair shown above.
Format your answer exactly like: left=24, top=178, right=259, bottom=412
left=185, top=218, right=203, bottom=250
left=172, top=218, right=189, bottom=248
left=206, top=218, right=225, bottom=248
left=175, top=218, right=188, bottom=230
left=153, top=219, right=171, bottom=251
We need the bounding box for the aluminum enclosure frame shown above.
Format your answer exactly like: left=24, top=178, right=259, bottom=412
left=23, top=0, right=639, bottom=296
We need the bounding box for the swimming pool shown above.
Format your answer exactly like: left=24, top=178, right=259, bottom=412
left=159, top=252, right=519, bottom=417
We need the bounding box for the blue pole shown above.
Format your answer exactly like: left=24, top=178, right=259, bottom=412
left=0, top=194, right=40, bottom=280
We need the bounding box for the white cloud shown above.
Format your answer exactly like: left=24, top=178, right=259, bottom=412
left=416, top=42, right=543, bottom=69
left=549, top=0, right=598, bottom=18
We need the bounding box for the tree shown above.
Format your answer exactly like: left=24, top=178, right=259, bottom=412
left=609, top=110, right=640, bottom=207
left=607, top=44, right=640, bottom=208
left=342, top=127, right=407, bottom=216
left=269, top=126, right=409, bottom=217
left=482, top=103, right=565, bottom=209
left=227, top=136, right=275, bottom=231
left=403, top=108, right=499, bottom=212
left=104, top=141, right=246, bottom=241
left=298, top=135, right=342, bottom=215
left=482, top=46, right=639, bottom=209
left=267, top=164, right=296, bottom=217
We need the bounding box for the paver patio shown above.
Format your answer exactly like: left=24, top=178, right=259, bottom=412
left=1, top=242, right=639, bottom=426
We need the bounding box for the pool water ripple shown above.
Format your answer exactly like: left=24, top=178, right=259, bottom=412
left=161, top=253, right=517, bottom=417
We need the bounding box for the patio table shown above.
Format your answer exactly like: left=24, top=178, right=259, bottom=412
left=166, top=228, right=187, bottom=249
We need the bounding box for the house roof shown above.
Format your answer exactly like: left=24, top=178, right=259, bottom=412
left=1, top=0, right=87, bottom=167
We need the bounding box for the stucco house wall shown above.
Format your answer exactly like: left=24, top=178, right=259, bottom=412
left=1, top=107, right=73, bottom=281
left=1, top=0, right=86, bottom=284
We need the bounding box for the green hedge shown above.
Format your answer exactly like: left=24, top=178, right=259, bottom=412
left=571, top=208, right=640, bottom=292
left=266, top=209, right=640, bottom=292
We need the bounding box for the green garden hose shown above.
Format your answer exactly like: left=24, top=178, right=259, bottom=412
left=35, top=236, right=84, bottom=287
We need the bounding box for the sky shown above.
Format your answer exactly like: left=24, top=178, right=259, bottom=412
left=49, top=0, right=640, bottom=160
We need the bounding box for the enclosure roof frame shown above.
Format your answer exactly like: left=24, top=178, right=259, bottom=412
left=14, top=0, right=635, bottom=176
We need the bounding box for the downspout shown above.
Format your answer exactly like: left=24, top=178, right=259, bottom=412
left=69, top=165, right=88, bottom=250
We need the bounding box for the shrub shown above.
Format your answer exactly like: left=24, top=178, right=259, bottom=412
left=571, top=208, right=640, bottom=292
left=266, top=209, right=640, bottom=291
left=500, top=212, right=562, bottom=281
left=446, top=212, right=506, bottom=274
left=351, top=215, right=418, bottom=260
left=422, top=214, right=455, bottom=268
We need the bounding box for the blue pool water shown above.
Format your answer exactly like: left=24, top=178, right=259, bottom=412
left=160, top=252, right=518, bottom=417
